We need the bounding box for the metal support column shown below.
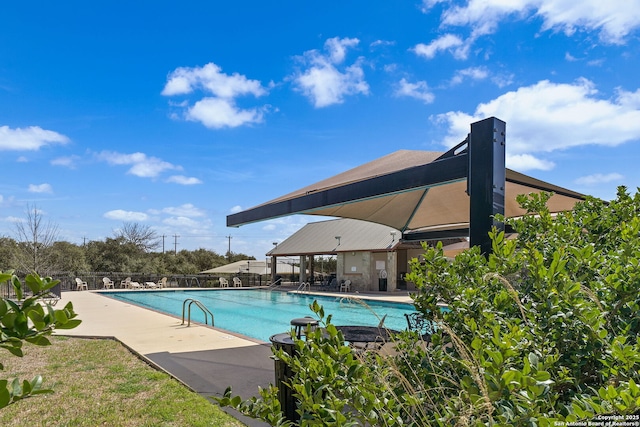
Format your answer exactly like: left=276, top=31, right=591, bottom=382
left=468, top=117, right=506, bottom=256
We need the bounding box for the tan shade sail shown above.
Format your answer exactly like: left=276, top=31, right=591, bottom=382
left=228, top=149, right=585, bottom=239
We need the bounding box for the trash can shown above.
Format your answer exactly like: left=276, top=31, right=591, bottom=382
left=378, top=269, right=388, bottom=292
left=269, top=333, right=299, bottom=423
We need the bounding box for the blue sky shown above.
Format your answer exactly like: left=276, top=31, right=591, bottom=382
left=1, top=1, right=639, bottom=259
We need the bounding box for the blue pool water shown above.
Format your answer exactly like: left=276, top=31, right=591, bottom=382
left=103, top=289, right=417, bottom=342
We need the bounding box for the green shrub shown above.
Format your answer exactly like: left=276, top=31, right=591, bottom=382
left=219, top=187, right=640, bottom=426
left=0, top=271, right=81, bottom=407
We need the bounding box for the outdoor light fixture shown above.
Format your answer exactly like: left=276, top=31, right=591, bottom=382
left=390, top=231, right=396, bottom=243
left=335, top=236, right=341, bottom=246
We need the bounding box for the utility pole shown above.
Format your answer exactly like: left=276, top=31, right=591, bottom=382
left=162, top=235, right=166, bottom=254
left=173, top=234, right=179, bottom=255
left=226, top=235, right=232, bottom=261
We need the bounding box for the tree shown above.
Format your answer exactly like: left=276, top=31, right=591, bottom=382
left=48, top=241, right=90, bottom=273
left=113, top=222, right=160, bottom=252
left=85, top=237, right=141, bottom=272
left=12, top=204, right=59, bottom=274
left=0, top=271, right=80, bottom=407
left=0, top=237, right=19, bottom=271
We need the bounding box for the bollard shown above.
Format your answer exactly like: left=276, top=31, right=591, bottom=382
left=269, top=333, right=299, bottom=424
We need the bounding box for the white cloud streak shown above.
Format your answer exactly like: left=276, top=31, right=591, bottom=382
left=434, top=79, right=640, bottom=171
left=103, top=210, right=149, bottom=221
left=162, top=203, right=205, bottom=217
left=0, top=125, right=69, bottom=151
left=394, top=78, right=435, bottom=104
left=575, top=172, right=624, bottom=186
left=28, top=183, right=53, bottom=193
left=293, top=37, right=370, bottom=108
left=435, top=0, right=640, bottom=44
left=413, top=34, right=468, bottom=60
left=166, top=175, right=202, bottom=185
left=450, top=66, right=490, bottom=85
left=97, top=151, right=180, bottom=178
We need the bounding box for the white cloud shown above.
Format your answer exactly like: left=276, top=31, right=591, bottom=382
left=434, top=79, right=640, bottom=171
left=413, top=34, right=468, bottom=60
left=97, top=151, right=179, bottom=178
left=166, top=175, right=202, bottom=185
left=162, top=203, right=205, bottom=217
left=230, top=205, right=243, bottom=213
left=370, top=40, right=395, bottom=48
left=434, top=0, right=640, bottom=44
left=186, top=97, right=265, bottom=129
left=104, top=210, right=149, bottom=221
left=450, top=66, right=489, bottom=85
left=28, top=183, right=53, bottom=193
left=394, top=78, right=435, bottom=104
left=293, top=37, right=370, bottom=108
left=575, top=173, right=624, bottom=186
left=51, top=155, right=80, bottom=168
left=162, top=216, right=200, bottom=228
left=0, top=125, right=69, bottom=151
left=325, top=37, right=360, bottom=63
left=506, top=154, right=555, bottom=171
left=162, top=62, right=269, bottom=129
left=162, top=62, right=266, bottom=98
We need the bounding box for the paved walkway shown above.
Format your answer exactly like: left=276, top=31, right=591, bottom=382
left=57, top=288, right=414, bottom=426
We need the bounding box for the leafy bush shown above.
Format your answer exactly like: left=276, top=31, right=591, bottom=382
left=219, top=187, right=640, bottom=426
left=0, top=271, right=81, bottom=408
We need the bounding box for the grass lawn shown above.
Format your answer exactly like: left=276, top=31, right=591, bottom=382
left=0, top=336, right=245, bottom=426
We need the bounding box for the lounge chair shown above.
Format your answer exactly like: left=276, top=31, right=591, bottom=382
left=129, top=281, right=142, bottom=289
left=325, top=278, right=339, bottom=292
left=102, top=277, right=115, bottom=289
left=219, top=277, right=229, bottom=288
left=158, top=277, right=168, bottom=288
left=340, top=279, right=352, bottom=292
left=232, top=277, right=242, bottom=287
left=75, top=277, right=88, bottom=291
left=145, top=281, right=158, bottom=288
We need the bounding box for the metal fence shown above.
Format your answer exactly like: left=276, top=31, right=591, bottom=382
left=1, top=271, right=273, bottom=297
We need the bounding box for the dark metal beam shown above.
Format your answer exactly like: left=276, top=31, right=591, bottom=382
left=227, top=151, right=469, bottom=227
left=468, top=117, right=506, bottom=256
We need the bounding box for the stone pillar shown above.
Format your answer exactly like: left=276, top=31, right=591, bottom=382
left=387, top=251, right=397, bottom=291
left=299, top=255, right=307, bottom=283
left=271, top=255, right=277, bottom=283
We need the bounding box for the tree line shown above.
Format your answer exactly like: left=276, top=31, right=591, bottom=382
left=0, top=205, right=254, bottom=276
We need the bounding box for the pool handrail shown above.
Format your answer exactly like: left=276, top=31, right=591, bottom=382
left=181, top=298, right=214, bottom=327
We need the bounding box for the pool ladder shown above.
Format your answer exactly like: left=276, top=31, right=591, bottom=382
left=297, top=282, right=311, bottom=292
left=181, top=298, right=214, bottom=327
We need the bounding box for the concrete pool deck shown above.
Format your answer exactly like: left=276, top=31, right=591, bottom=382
left=57, top=288, right=415, bottom=426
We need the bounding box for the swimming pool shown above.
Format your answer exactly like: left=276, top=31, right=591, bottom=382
left=103, top=289, right=417, bottom=342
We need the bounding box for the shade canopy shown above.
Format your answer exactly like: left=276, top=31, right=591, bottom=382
left=201, top=260, right=299, bottom=275
left=227, top=149, right=585, bottom=241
